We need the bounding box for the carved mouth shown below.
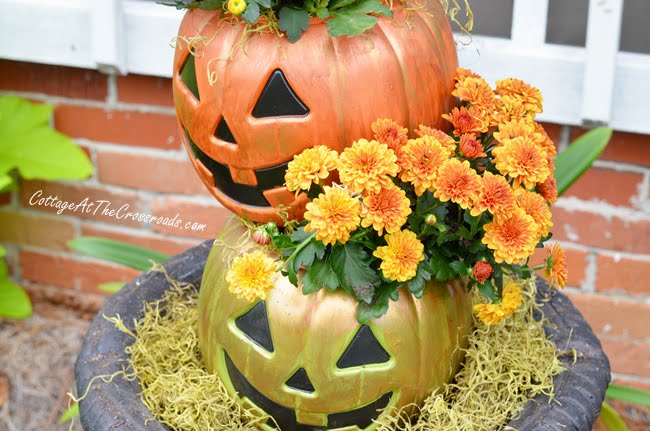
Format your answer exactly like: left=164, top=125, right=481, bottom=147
left=224, top=351, right=392, bottom=430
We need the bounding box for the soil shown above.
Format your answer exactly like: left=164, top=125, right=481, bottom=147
left=0, top=302, right=86, bottom=431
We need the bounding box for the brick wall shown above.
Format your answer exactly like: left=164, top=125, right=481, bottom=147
left=0, top=60, right=649, bottom=388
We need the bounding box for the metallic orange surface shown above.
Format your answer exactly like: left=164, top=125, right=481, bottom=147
left=199, top=218, right=473, bottom=429
left=173, top=1, right=459, bottom=224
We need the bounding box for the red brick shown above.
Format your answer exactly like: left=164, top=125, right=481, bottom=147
left=20, top=180, right=145, bottom=227
left=150, top=198, right=232, bottom=239
left=610, top=378, right=650, bottom=392
left=0, top=60, right=107, bottom=101
left=54, top=104, right=180, bottom=150
left=567, top=293, right=650, bottom=340
left=530, top=246, right=587, bottom=288
left=0, top=192, right=11, bottom=206
left=596, top=254, right=650, bottom=296
left=0, top=210, right=75, bottom=250
left=116, top=74, right=173, bottom=107
left=551, top=207, right=650, bottom=255
left=81, top=224, right=200, bottom=256
left=564, top=167, right=643, bottom=207
left=600, top=338, right=650, bottom=378
left=20, top=250, right=140, bottom=294
left=97, top=150, right=209, bottom=195
left=571, top=128, right=650, bottom=167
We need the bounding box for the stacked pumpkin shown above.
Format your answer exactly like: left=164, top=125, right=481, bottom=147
left=172, top=1, right=473, bottom=429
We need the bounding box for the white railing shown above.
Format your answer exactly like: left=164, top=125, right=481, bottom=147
left=0, top=0, right=647, bottom=134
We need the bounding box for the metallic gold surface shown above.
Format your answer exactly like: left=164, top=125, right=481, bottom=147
left=199, top=218, right=473, bottom=430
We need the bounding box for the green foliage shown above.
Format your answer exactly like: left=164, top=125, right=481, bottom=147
left=599, top=402, right=628, bottom=431
left=0, top=245, right=32, bottom=319
left=606, top=384, right=650, bottom=407
left=67, top=237, right=170, bottom=271
left=555, top=127, right=612, bottom=196
left=278, top=8, right=310, bottom=43
left=330, top=242, right=380, bottom=295
left=98, top=282, right=127, bottom=294
left=58, top=402, right=79, bottom=424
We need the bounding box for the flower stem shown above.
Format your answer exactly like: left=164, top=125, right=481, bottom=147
left=277, top=232, right=317, bottom=273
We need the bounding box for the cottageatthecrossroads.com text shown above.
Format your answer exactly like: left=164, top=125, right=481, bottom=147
left=28, top=190, right=207, bottom=232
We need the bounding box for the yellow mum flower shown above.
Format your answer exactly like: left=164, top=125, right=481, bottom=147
left=304, top=186, right=361, bottom=245
left=492, top=95, right=529, bottom=125
left=373, top=230, right=424, bottom=282
left=470, top=172, right=516, bottom=217
left=338, top=139, right=398, bottom=195
left=284, top=145, right=338, bottom=195
left=226, top=250, right=277, bottom=302
left=433, top=158, right=481, bottom=210
left=361, top=185, right=411, bottom=235
left=414, top=125, right=457, bottom=153
left=493, top=118, right=539, bottom=145
left=492, top=137, right=550, bottom=189
left=495, top=78, right=543, bottom=115
left=545, top=243, right=568, bottom=289
left=501, top=283, right=523, bottom=313
left=482, top=208, right=539, bottom=264
left=474, top=303, right=509, bottom=325
left=515, top=188, right=553, bottom=238
left=399, top=136, right=452, bottom=196
left=227, top=0, right=247, bottom=15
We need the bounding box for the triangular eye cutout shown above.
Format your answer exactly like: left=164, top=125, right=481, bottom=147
left=252, top=69, right=309, bottom=118
left=235, top=301, right=274, bottom=353
left=336, top=325, right=390, bottom=369
left=179, top=55, right=200, bottom=102
left=215, top=117, right=236, bottom=144
left=285, top=368, right=315, bottom=393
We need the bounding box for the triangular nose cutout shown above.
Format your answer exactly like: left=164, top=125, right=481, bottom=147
left=215, top=117, right=237, bottom=144
left=336, top=325, right=391, bottom=369
left=252, top=69, right=309, bottom=118
left=285, top=368, right=315, bottom=393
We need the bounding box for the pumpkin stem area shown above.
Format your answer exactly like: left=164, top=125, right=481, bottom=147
left=102, top=267, right=563, bottom=431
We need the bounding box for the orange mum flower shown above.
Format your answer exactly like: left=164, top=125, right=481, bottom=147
left=433, top=158, right=481, bottom=209
left=226, top=250, right=277, bottom=302
left=470, top=172, right=516, bottom=217
left=482, top=208, right=539, bottom=264
left=373, top=230, right=424, bottom=282
left=455, top=68, right=483, bottom=82
left=304, top=186, right=361, bottom=246
left=492, top=138, right=550, bottom=189
left=453, top=77, right=496, bottom=114
left=338, top=139, right=399, bottom=195
left=442, top=106, right=489, bottom=137
left=414, top=125, right=457, bottom=153
left=372, top=118, right=408, bottom=154
left=534, top=122, right=557, bottom=157
left=361, top=185, right=411, bottom=235
left=492, top=95, right=529, bottom=125
left=474, top=303, right=509, bottom=325
left=537, top=175, right=559, bottom=205
left=493, top=118, right=538, bottom=145
left=496, top=78, right=543, bottom=115
left=284, top=145, right=338, bottom=195
left=501, top=283, right=523, bottom=313
left=515, top=188, right=552, bottom=238
left=545, top=243, right=568, bottom=289
left=399, top=136, right=452, bottom=196
left=459, top=133, right=487, bottom=159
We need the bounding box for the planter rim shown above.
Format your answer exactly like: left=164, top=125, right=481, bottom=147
left=75, top=240, right=611, bottom=431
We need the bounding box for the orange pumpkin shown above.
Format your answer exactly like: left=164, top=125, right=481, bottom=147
left=173, top=2, right=458, bottom=224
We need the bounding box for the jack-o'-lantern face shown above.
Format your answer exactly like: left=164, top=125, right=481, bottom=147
left=173, top=8, right=458, bottom=224
left=199, top=219, right=473, bottom=430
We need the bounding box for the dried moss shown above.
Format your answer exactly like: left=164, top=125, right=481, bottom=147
left=125, top=272, right=562, bottom=431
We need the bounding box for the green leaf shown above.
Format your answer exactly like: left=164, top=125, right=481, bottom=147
left=290, top=239, right=325, bottom=273
left=256, top=0, right=271, bottom=8
left=449, top=260, right=469, bottom=276
left=316, top=7, right=330, bottom=18
left=0, top=173, right=14, bottom=191
left=0, top=96, right=93, bottom=181
left=477, top=280, right=498, bottom=302
left=67, top=237, right=170, bottom=271
left=329, top=0, right=356, bottom=10
left=606, top=384, right=650, bottom=407
left=98, top=282, right=126, bottom=294
left=599, top=402, right=628, bottom=431
left=302, top=253, right=339, bottom=294
left=407, top=259, right=432, bottom=298
left=0, top=245, right=5, bottom=258
left=330, top=242, right=380, bottom=294
left=59, top=402, right=79, bottom=424
left=355, top=284, right=394, bottom=323
left=0, top=267, right=33, bottom=319
left=327, top=12, right=377, bottom=37
left=241, top=1, right=261, bottom=23
left=428, top=248, right=456, bottom=281
left=198, top=0, right=224, bottom=10
left=555, top=127, right=612, bottom=196
left=278, top=7, right=310, bottom=43
left=338, top=0, right=391, bottom=16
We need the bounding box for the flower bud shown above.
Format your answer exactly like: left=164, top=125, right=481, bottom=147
left=425, top=214, right=437, bottom=226
left=228, top=0, right=247, bottom=16
left=253, top=228, right=271, bottom=246
left=472, top=261, right=493, bottom=284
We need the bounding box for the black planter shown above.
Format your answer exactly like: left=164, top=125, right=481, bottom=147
left=75, top=241, right=611, bottom=431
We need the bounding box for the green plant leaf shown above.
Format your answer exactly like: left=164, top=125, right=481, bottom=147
left=290, top=238, right=325, bottom=273
left=0, top=245, right=5, bottom=258
left=241, top=1, right=261, bottom=23
left=278, top=7, right=310, bottom=43
left=407, top=259, right=432, bottom=298
left=555, top=127, right=612, bottom=196
left=329, top=0, right=356, bottom=10
left=67, top=237, right=170, bottom=271
left=428, top=248, right=456, bottom=281
left=302, top=253, right=339, bottom=294
left=355, top=283, right=394, bottom=323
left=198, top=0, right=224, bottom=10
left=98, top=282, right=126, bottom=294
left=0, top=267, right=33, bottom=319
left=316, top=7, right=330, bottom=18
left=0, top=173, right=14, bottom=191
left=0, top=96, right=93, bottom=181
left=330, top=242, right=380, bottom=294
left=327, top=12, right=377, bottom=37
left=599, top=402, right=628, bottom=431
left=606, top=384, right=650, bottom=407
left=58, top=402, right=79, bottom=424
left=339, top=0, right=391, bottom=15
